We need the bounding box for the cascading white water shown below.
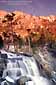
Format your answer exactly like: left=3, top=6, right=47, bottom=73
left=1, top=50, right=52, bottom=85
left=23, top=56, right=51, bottom=85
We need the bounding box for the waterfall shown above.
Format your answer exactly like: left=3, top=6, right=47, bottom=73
left=0, top=50, right=52, bottom=85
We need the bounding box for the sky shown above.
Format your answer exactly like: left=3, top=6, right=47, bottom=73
left=0, top=0, right=56, bottom=16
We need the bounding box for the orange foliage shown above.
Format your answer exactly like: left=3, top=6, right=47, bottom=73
left=0, top=10, right=56, bottom=42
